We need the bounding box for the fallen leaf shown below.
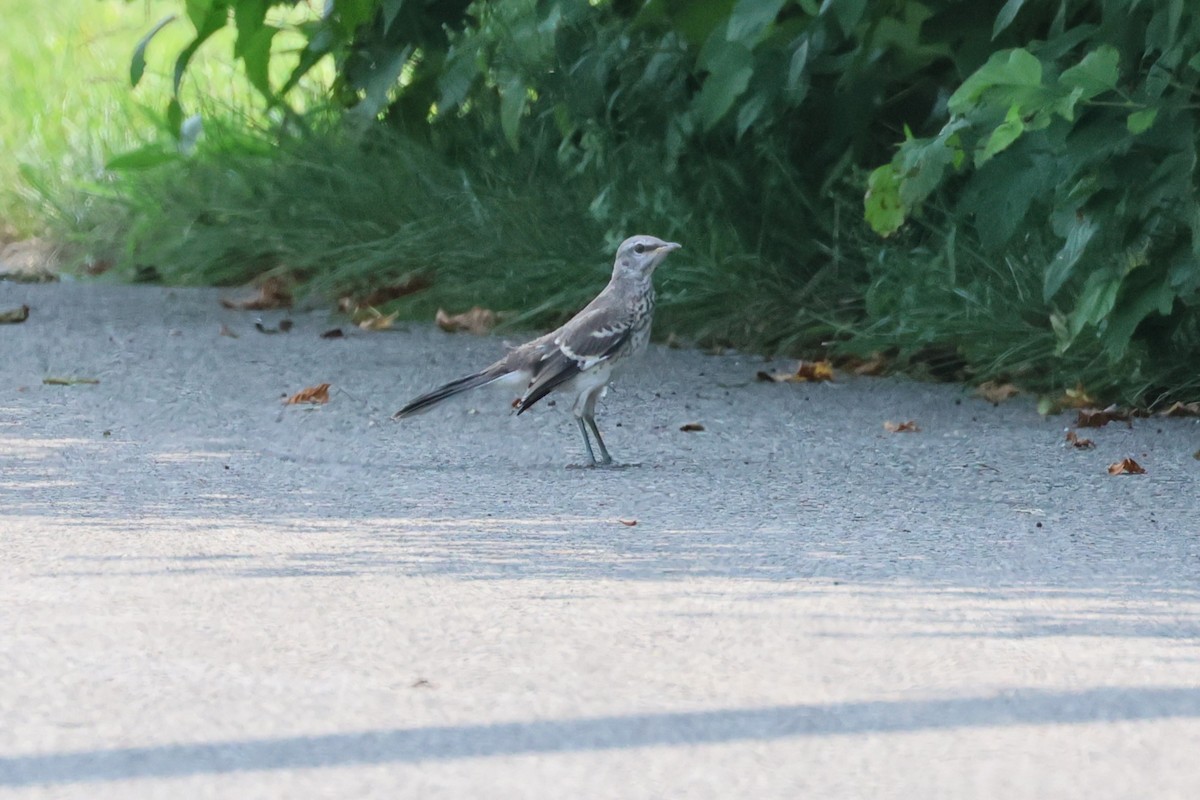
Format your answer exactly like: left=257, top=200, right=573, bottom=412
left=849, top=352, right=889, bottom=376
left=0, top=305, right=29, bottom=324
left=254, top=318, right=294, bottom=335
left=1107, top=457, right=1146, bottom=475
left=43, top=377, right=99, bottom=386
left=1159, top=401, right=1200, bottom=417
left=1060, top=382, right=1096, bottom=409
left=618, top=518, right=638, bottom=527
left=1076, top=405, right=1133, bottom=428
left=756, top=360, right=834, bottom=383
left=218, top=324, right=239, bottom=338
left=1064, top=430, right=1095, bottom=449
left=358, top=309, right=399, bottom=331
left=320, top=327, right=345, bottom=339
left=976, top=381, right=1019, bottom=404
left=220, top=275, right=293, bottom=310
left=411, top=678, right=434, bottom=689
left=884, top=420, right=921, bottom=433
left=679, top=422, right=705, bottom=432
left=436, top=306, right=497, bottom=335
left=286, top=383, right=331, bottom=405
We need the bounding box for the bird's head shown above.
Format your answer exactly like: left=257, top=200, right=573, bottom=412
left=613, top=235, right=681, bottom=280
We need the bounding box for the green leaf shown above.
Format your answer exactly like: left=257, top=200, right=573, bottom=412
left=105, top=144, right=179, bottom=171
left=1044, top=213, right=1099, bottom=302
left=864, top=163, right=907, bottom=237
left=992, top=0, right=1026, bottom=39
left=695, top=39, right=753, bottom=130
left=167, top=98, right=184, bottom=139
left=1104, top=278, right=1176, bottom=358
left=233, top=0, right=268, bottom=53
left=727, top=0, right=787, bottom=43
left=948, top=48, right=1042, bottom=115
left=1068, top=270, right=1120, bottom=344
left=173, top=2, right=228, bottom=96
left=350, top=44, right=412, bottom=120
left=130, top=15, right=176, bottom=88
left=736, top=91, right=768, bottom=138
left=821, top=0, right=868, bottom=37
left=1127, top=108, right=1158, bottom=134
left=382, top=0, right=406, bottom=34
left=499, top=74, right=527, bottom=150
left=240, top=25, right=279, bottom=99
left=185, top=0, right=215, bottom=30
left=1059, top=45, right=1119, bottom=101
left=976, top=104, right=1025, bottom=167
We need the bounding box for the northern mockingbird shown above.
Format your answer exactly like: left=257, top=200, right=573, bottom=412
left=394, top=235, right=681, bottom=466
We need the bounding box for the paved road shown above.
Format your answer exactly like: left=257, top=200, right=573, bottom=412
left=2, top=282, right=1199, bottom=798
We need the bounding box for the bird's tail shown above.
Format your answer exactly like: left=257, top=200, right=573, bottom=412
left=393, top=364, right=508, bottom=419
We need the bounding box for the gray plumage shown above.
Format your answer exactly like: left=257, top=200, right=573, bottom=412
left=394, top=235, right=681, bottom=466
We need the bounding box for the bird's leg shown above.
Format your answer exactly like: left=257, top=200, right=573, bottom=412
left=584, top=414, right=613, bottom=466
left=575, top=416, right=598, bottom=466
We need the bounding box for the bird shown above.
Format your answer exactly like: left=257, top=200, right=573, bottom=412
left=393, top=235, right=682, bottom=466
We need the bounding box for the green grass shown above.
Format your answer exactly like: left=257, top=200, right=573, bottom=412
left=0, top=0, right=325, bottom=239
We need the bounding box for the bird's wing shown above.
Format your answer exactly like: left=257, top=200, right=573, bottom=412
left=513, top=305, right=634, bottom=415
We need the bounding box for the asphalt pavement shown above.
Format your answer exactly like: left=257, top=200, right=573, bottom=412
left=2, top=281, right=1199, bottom=798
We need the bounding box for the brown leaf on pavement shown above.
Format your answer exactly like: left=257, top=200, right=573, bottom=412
left=0, top=305, right=29, bottom=324
left=220, top=275, right=293, bottom=310
left=1076, top=405, right=1133, bottom=428
left=320, top=327, right=345, bottom=339
left=976, top=380, right=1019, bottom=404
left=679, top=422, right=706, bottom=432
left=756, top=360, right=834, bottom=383
left=436, top=306, right=497, bottom=335
left=1107, top=457, right=1146, bottom=475
left=884, top=420, right=921, bottom=433
left=286, top=383, right=331, bottom=405
left=358, top=309, right=399, bottom=331
left=1064, top=430, right=1095, bottom=449
left=618, top=518, right=638, bottom=527
left=1159, top=401, right=1200, bottom=417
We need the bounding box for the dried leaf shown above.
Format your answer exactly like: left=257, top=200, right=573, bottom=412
left=976, top=380, right=1019, bottom=404
left=358, top=310, right=399, bottom=331
left=436, top=306, right=497, bottom=335
left=220, top=276, right=293, bottom=310
left=286, top=383, right=331, bottom=405
left=320, top=327, right=345, bottom=339
left=1159, top=401, right=1200, bottom=418
left=756, top=360, right=834, bottom=383
left=218, top=324, right=239, bottom=338
left=43, top=377, right=99, bottom=386
left=679, top=422, right=705, bottom=432
left=884, top=420, right=921, bottom=433
left=1060, top=383, right=1096, bottom=409
left=1107, top=457, right=1146, bottom=476
left=1076, top=405, right=1133, bottom=428
left=618, top=518, right=638, bottom=527
left=0, top=304, right=29, bottom=324
left=849, top=352, right=889, bottom=376
left=1064, top=430, right=1095, bottom=449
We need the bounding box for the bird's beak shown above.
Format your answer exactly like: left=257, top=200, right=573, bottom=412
left=661, top=242, right=682, bottom=252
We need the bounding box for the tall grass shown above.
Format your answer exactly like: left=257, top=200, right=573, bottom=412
left=0, top=0, right=325, bottom=239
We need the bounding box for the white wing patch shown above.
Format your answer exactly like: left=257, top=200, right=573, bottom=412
left=557, top=338, right=609, bottom=371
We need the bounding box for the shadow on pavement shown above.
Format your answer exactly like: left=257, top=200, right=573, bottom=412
left=3, top=686, right=1198, bottom=787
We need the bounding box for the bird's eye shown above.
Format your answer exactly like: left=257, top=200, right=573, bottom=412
left=633, top=243, right=646, bottom=254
